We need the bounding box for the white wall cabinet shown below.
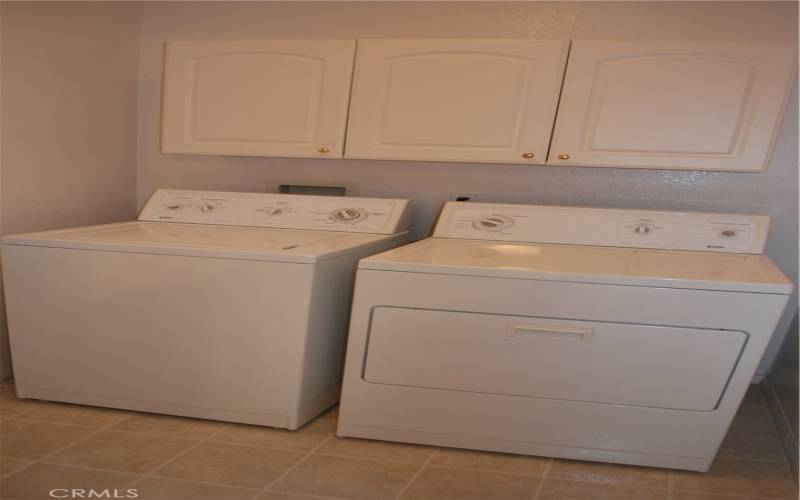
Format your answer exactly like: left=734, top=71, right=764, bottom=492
left=344, top=39, right=570, bottom=164
left=548, top=41, right=796, bottom=171
left=161, top=40, right=356, bottom=158
left=160, top=39, right=794, bottom=172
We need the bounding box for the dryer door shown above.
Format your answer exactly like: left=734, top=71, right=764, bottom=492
left=363, top=307, right=746, bottom=411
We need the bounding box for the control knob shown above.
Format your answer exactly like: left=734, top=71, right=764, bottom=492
left=473, top=215, right=514, bottom=232
left=633, top=222, right=653, bottom=235
left=331, top=208, right=366, bottom=222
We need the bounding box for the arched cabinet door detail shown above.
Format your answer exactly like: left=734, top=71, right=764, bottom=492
left=344, top=39, right=570, bottom=164
left=161, top=40, right=356, bottom=158
left=548, top=41, right=796, bottom=171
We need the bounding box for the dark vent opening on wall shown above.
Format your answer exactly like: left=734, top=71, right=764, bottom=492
left=278, top=185, right=346, bottom=196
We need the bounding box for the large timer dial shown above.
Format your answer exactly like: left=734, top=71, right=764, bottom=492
left=330, top=208, right=367, bottom=223
left=473, top=215, right=514, bottom=232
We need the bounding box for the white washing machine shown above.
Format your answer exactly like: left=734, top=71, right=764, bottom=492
left=2, top=189, right=410, bottom=429
left=338, top=201, right=793, bottom=471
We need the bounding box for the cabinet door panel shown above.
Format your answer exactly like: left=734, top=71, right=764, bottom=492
left=345, top=39, right=569, bottom=164
left=549, top=41, right=796, bottom=171
left=162, top=41, right=356, bottom=158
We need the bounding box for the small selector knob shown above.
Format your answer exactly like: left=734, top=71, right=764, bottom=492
left=634, top=222, right=652, bottom=234
left=201, top=203, right=216, bottom=213
left=331, top=208, right=365, bottom=222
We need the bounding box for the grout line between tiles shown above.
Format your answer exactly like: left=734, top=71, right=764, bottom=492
left=667, top=467, right=675, bottom=500
left=260, top=490, right=359, bottom=500
left=14, top=413, right=136, bottom=429
left=27, top=410, right=133, bottom=462
left=670, top=486, right=797, bottom=500
left=712, top=455, right=790, bottom=465
left=124, top=423, right=232, bottom=489
left=530, top=458, right=554, bottom=500
left=390, top=449, right=437, bottom=500
left=0, top=457, right=32, bottom=479
left=34, top=459, right=144, bottom=478
left=776, top=436, right=799, bottom=493
left=0, top=405, right=40, bottom=421
left=252, top=432, right=337, bottom=500
left=209, top=436, right=331, bottom=455
left=422, top=462, right=561, bottom=478
left=0, top=407, right=142, bottom=485
left=143, top=474, right=262, bottom=493
left=306, top=450, right=447, bottom=468
left=537, top=477, right=672, bottom=490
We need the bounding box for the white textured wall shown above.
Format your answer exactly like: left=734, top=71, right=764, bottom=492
left=0, top=2, right=142, bottom=378
left=135, top=1, right=798, bottom=378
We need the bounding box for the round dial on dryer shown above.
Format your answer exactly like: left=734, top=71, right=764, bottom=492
left=200, top=202, right=220, bottom=213
left=473, top=215, right=514, bottom=232
left=330, top=208, right=367, bottom=223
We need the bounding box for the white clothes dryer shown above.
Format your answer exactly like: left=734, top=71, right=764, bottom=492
left=3, top=189, right=410, bottom=429
left=338, top=201, right=792, bottom=471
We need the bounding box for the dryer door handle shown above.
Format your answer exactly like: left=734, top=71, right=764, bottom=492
left=507, top=323, right=594, bottom=343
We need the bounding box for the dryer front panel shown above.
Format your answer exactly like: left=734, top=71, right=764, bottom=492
left=363, top=307, right=746, bottom=411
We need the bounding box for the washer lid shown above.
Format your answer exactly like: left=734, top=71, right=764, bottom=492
left=358, top=238, right=793, bottom=294
left=2, top=221, right=400, bottom=263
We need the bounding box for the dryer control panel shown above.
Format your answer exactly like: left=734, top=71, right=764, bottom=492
left=139, top=190, right=411, bottom=234
left=434, top=202, right=770, bottom=254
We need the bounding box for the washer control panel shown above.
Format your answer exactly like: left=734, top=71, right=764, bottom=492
left=139, top=190, right=411, bottom=234
left=435, top=202, right=770, bottom=254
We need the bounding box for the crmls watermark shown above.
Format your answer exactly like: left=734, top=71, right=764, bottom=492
left=49, top=489, right=139, bottom=499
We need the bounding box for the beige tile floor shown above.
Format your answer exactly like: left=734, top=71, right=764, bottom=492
left=0, top=381, right=795, bottom=500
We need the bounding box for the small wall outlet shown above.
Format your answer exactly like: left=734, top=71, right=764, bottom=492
left=449, top=193, right=480, bottom=202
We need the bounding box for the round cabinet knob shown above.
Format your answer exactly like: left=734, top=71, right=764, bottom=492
left=720, top=229, right=737, bottom=238
left=521, top=152, right=535, bottom=159
left=200, top=203, right=216, bottom=213
left=557, top=154, right=570, bottom=160
left=318, top=146, right=331, bottom=154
